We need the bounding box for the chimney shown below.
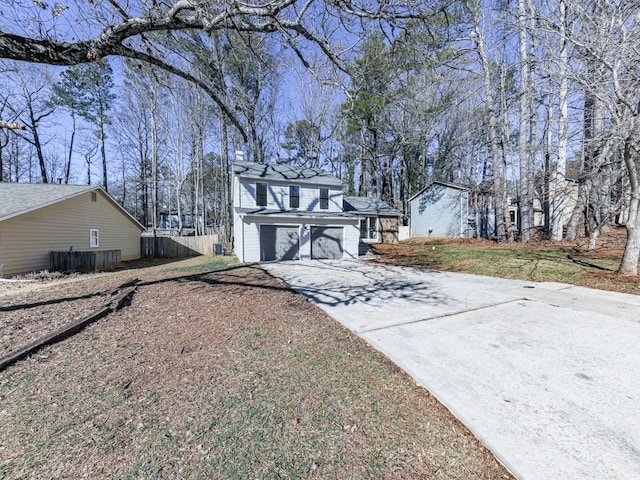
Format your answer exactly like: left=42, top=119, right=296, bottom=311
left=234, top=150, right=245, bottom=162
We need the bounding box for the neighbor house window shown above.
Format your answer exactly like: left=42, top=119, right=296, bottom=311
left=359, top=217, right=378, bottom=240
left=319, top=188, right=329, bottom=209
left=256, top=182, right=268, bottom=207
left=289, top=185, right=300, bottom=209
left=91, top=192, right=97, bottom=202
left=90, top=229, right=99, bottom=248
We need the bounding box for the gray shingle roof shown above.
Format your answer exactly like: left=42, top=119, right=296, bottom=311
left=0, top=183, right=98, bottom=221
left=343, top=196, right=402, bottom=216
left=233, top=161, right=343, bottom=187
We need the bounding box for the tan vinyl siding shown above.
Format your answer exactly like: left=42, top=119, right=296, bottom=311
left=0, top=190, right=142, bottom=277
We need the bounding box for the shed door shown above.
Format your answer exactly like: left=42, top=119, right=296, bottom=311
left=260, top=225, right=300, bottom=261
left=311, top=227, right=343, bottom=260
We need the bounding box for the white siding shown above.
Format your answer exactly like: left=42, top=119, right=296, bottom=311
left=232, top=175, right=244, bottom=262
left=236, top=216, right=358, bottom=262
left=0, top=190, right=142, bottom=277
left=241, top=220, right=260, bottom=262
left=238, top=179, right=343, bottom=213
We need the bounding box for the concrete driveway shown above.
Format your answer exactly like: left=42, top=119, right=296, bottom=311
left=263, top=260, right=640, bottom=480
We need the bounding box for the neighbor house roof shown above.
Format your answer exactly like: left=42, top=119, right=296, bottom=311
left=343, top=196, right=402, bottom=217
left=408, top=181, right=470, bottom=203
left=0, top=183, right=145, bottom=229
left=233, top=160, right=343, bottom=187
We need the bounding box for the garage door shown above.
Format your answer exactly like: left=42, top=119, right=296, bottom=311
left=311, top=227, right=344, bottom=260
left=260, top=225, right=299, bottom=261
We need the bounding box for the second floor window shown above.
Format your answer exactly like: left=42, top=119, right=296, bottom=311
left=289, top=185, right=300, bottom=209
left=256, top=182, right=268, bottom=207
left=319, top=187, right=329, bottom=209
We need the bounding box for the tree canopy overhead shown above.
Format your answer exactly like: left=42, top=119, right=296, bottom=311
left=0, top=0, right=446, bottom=66
left=0, top=0, right=448, bottom=142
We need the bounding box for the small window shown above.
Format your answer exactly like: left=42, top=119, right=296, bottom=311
left=90, top=229, right=99, bottom=248
left=256, top=182, right=268, bottom=207
left=289, top=185, right=300, bottom=209
left=91, top=192, right=97, bottom=202
left=360, top=217, right=378, bottom=240
left=319, top=187, right=329, bottom=210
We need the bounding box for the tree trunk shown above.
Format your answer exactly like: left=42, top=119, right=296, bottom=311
left=518, top=0, right=534, bottom=242
left=150, top=95, right=159, bottom=230
left=26, top=101, right=48, bottom=183
left=65, top=112, right=76, bottom=184
left=475, top=10, right=507, bottom=242
left=0, top=132, right=6, bottom=182
left=552, top=0, right=568, bottom=240
left=566, top=181, right=586, bottom=241
left=222, top=119, right=232, bottom=243
left=99, top=106, right=108, bottom=192
left=618, top=137, right=639, bottom=275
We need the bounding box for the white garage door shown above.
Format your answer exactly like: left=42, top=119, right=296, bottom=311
left=260, top=225, right=300, bottom=261
left=311, top=227, right=344, bottom=260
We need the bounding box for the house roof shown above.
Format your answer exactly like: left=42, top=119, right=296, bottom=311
left=408, top=181, right=470, bottom=203
left=233, top=160, right=343, bottom=187
left=343, top=196, right=402, bottom=217
left=0, top=183, right=145, bottom=230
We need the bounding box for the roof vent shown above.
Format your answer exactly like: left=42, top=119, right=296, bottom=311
left=235, top=150, right=245, bottom=162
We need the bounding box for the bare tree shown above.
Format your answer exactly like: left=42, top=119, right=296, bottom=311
left=471, top=1, right=510, bottom=242
left=564, top=0, right=640, bottom=274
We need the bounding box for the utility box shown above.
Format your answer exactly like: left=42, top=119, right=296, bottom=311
left=213, top=243, right=225, bottom=256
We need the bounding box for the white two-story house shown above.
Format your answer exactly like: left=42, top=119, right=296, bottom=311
left=232, top=160, right=360, bottom=262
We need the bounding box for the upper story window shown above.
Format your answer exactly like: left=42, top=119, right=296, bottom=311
left=319, top=187, right=329, bottom=209
left=256, top=182, right=268, bottom=207
left=289, top=185, right=300, bottom=209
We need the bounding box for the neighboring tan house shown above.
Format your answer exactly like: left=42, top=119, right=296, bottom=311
left=232, top=161, right=359, bottom=262
left=343, top=196, right=402, bottom=244
left=0, top=183, right=144, bottom=277
left=410, top=181, right=472, bottom=238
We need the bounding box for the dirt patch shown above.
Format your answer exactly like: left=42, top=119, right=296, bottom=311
left=0, top=258, right=512, bottom=479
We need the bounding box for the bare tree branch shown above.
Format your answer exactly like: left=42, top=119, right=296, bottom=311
left=0, top=120, right=26, bottom=130
left=112, top=44, right=249, bottom=142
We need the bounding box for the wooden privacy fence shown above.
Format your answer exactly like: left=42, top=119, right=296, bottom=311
left=50, top=250, right=121, bottom=273
left=141, top=234, right=223, bottom=258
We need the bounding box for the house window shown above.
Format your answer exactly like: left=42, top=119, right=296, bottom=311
left=359, top=217, right=378, bottom=240
left=256, top=182, right=268, bottom=207
left=319, top=188, right=329, bottom=209
left=90, top=229, right=99, bottom=248
left=91, top=192, right=97, bottom=202
left=289, top=185, right=300, bottom=209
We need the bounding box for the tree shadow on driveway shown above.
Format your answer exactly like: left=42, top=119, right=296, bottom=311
left=261, top=260, right=451, bottom=311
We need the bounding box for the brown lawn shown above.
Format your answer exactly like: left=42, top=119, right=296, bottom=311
left=0, top=257, right=512, bottom=479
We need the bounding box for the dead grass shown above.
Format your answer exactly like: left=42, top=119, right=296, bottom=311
left=0, top=256, right=511, bottom=479
left=370, top=227, right=640, bottom=295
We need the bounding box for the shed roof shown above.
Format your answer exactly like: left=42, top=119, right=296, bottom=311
left=408, top=181, right=470, bottom=203
left=343, top=196, right=402, bottom=217
left=0, top=183, right=144, bottom=229
left=233, top=160, right=343, bottom=187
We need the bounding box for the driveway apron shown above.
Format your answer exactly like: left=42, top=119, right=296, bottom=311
left=263, top=260, right=640, bottom=480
